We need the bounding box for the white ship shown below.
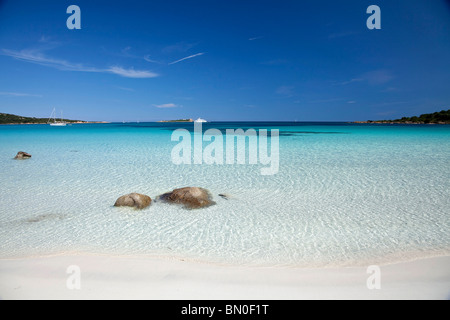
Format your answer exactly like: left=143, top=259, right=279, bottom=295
left=194, top=118, right=207, bottom=123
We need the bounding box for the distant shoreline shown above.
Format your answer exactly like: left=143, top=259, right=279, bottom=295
left=0, top=121, right=110, bottom=125
left=0, top=112, right=110, bottom=125
left=353, top=109, right=449, bottom=125
left=158, top=119, right=194, bottom=123
left=353, top=121, right=449, bottom=125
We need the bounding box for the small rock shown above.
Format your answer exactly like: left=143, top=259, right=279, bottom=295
left=14, top=151, right=32, bottom=160
left=114, top=193, right=152, bottom=210
left=158, top=187, right=215, bottom=209
left=219, top=193, right=231, bottom=200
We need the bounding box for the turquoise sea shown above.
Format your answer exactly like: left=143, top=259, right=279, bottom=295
left=0, top=122, right=449, bottom=267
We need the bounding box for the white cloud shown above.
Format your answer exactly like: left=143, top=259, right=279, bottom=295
left=1, top=48, right=97, bottom=72
left=168, top=53, right=205, bottom=65
left=153, top=103, right=179, bottom=108
left=107, top=66, right=158, bottom=78
left=1, top=48, right=159, bottom=79
left=0, top=91, right=42, bottom=97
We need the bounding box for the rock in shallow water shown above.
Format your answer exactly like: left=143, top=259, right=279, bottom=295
left=14, top=151, right=32, bottom=160
left=24, top=213, right=66, bottom=223
left=218, top=193, right=231, bottom=200
left=158, top=187, right=215, bottom=209
left=114, top=193, right=152, bottom=210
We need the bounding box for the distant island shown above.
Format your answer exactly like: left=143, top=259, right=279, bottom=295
left=0, top=112, right=106, bottom=125
left=354, top=109, right=450, bottom=124
left=158, top=119, right=194, bottom=123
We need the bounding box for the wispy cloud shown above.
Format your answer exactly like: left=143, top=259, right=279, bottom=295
left=112, top=46, right=163, bottom=65
left=153, top=103, right=180, bottom=108
left=108, top=66, right=158, bottom=78
left=0, top=91, right=42, bottom=97
left=1, top=48, right=159, bottom=78
left=339, top=69, right=394, bottom=86
left=1, top=48, right=95, bottom=72
left=168, top=52, right=205, bottom=65
left=144, top=55, right=162, bottom=64
left=249, top=36, right=264, bottom=41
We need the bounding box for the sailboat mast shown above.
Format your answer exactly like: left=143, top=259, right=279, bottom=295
left=48, top=108, right=56, bottom=124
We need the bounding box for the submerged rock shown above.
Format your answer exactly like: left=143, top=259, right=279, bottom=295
left=114, top=193, right=152, bottom=210
left=218, top=193, right=231, bottom=200
left=24, top=214, right=66, bottom=223
left=14, top=151, right=32, bottom=160
left=158, top=187, right=215, bottom=209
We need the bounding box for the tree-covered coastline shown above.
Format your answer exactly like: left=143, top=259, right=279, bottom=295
left=0, top=112, right=87, bottom=124
left=355, top=109, right=450, bottom=124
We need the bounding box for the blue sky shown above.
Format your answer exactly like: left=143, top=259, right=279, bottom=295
left=0, top=0, right=449, bottom=122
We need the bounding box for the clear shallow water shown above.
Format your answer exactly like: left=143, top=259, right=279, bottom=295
left=0, top=122, right=449, bottom=267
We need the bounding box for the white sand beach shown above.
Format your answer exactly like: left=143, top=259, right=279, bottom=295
left=0, top=254, right=449, bottom=300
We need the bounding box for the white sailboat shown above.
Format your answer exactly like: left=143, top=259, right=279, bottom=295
left=48, top=108, right=67, bottom=126
left=194, top=118, right=207, bottom=123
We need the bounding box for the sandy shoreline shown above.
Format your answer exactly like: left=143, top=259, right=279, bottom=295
left=0, top=254, right=448, bottom=300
